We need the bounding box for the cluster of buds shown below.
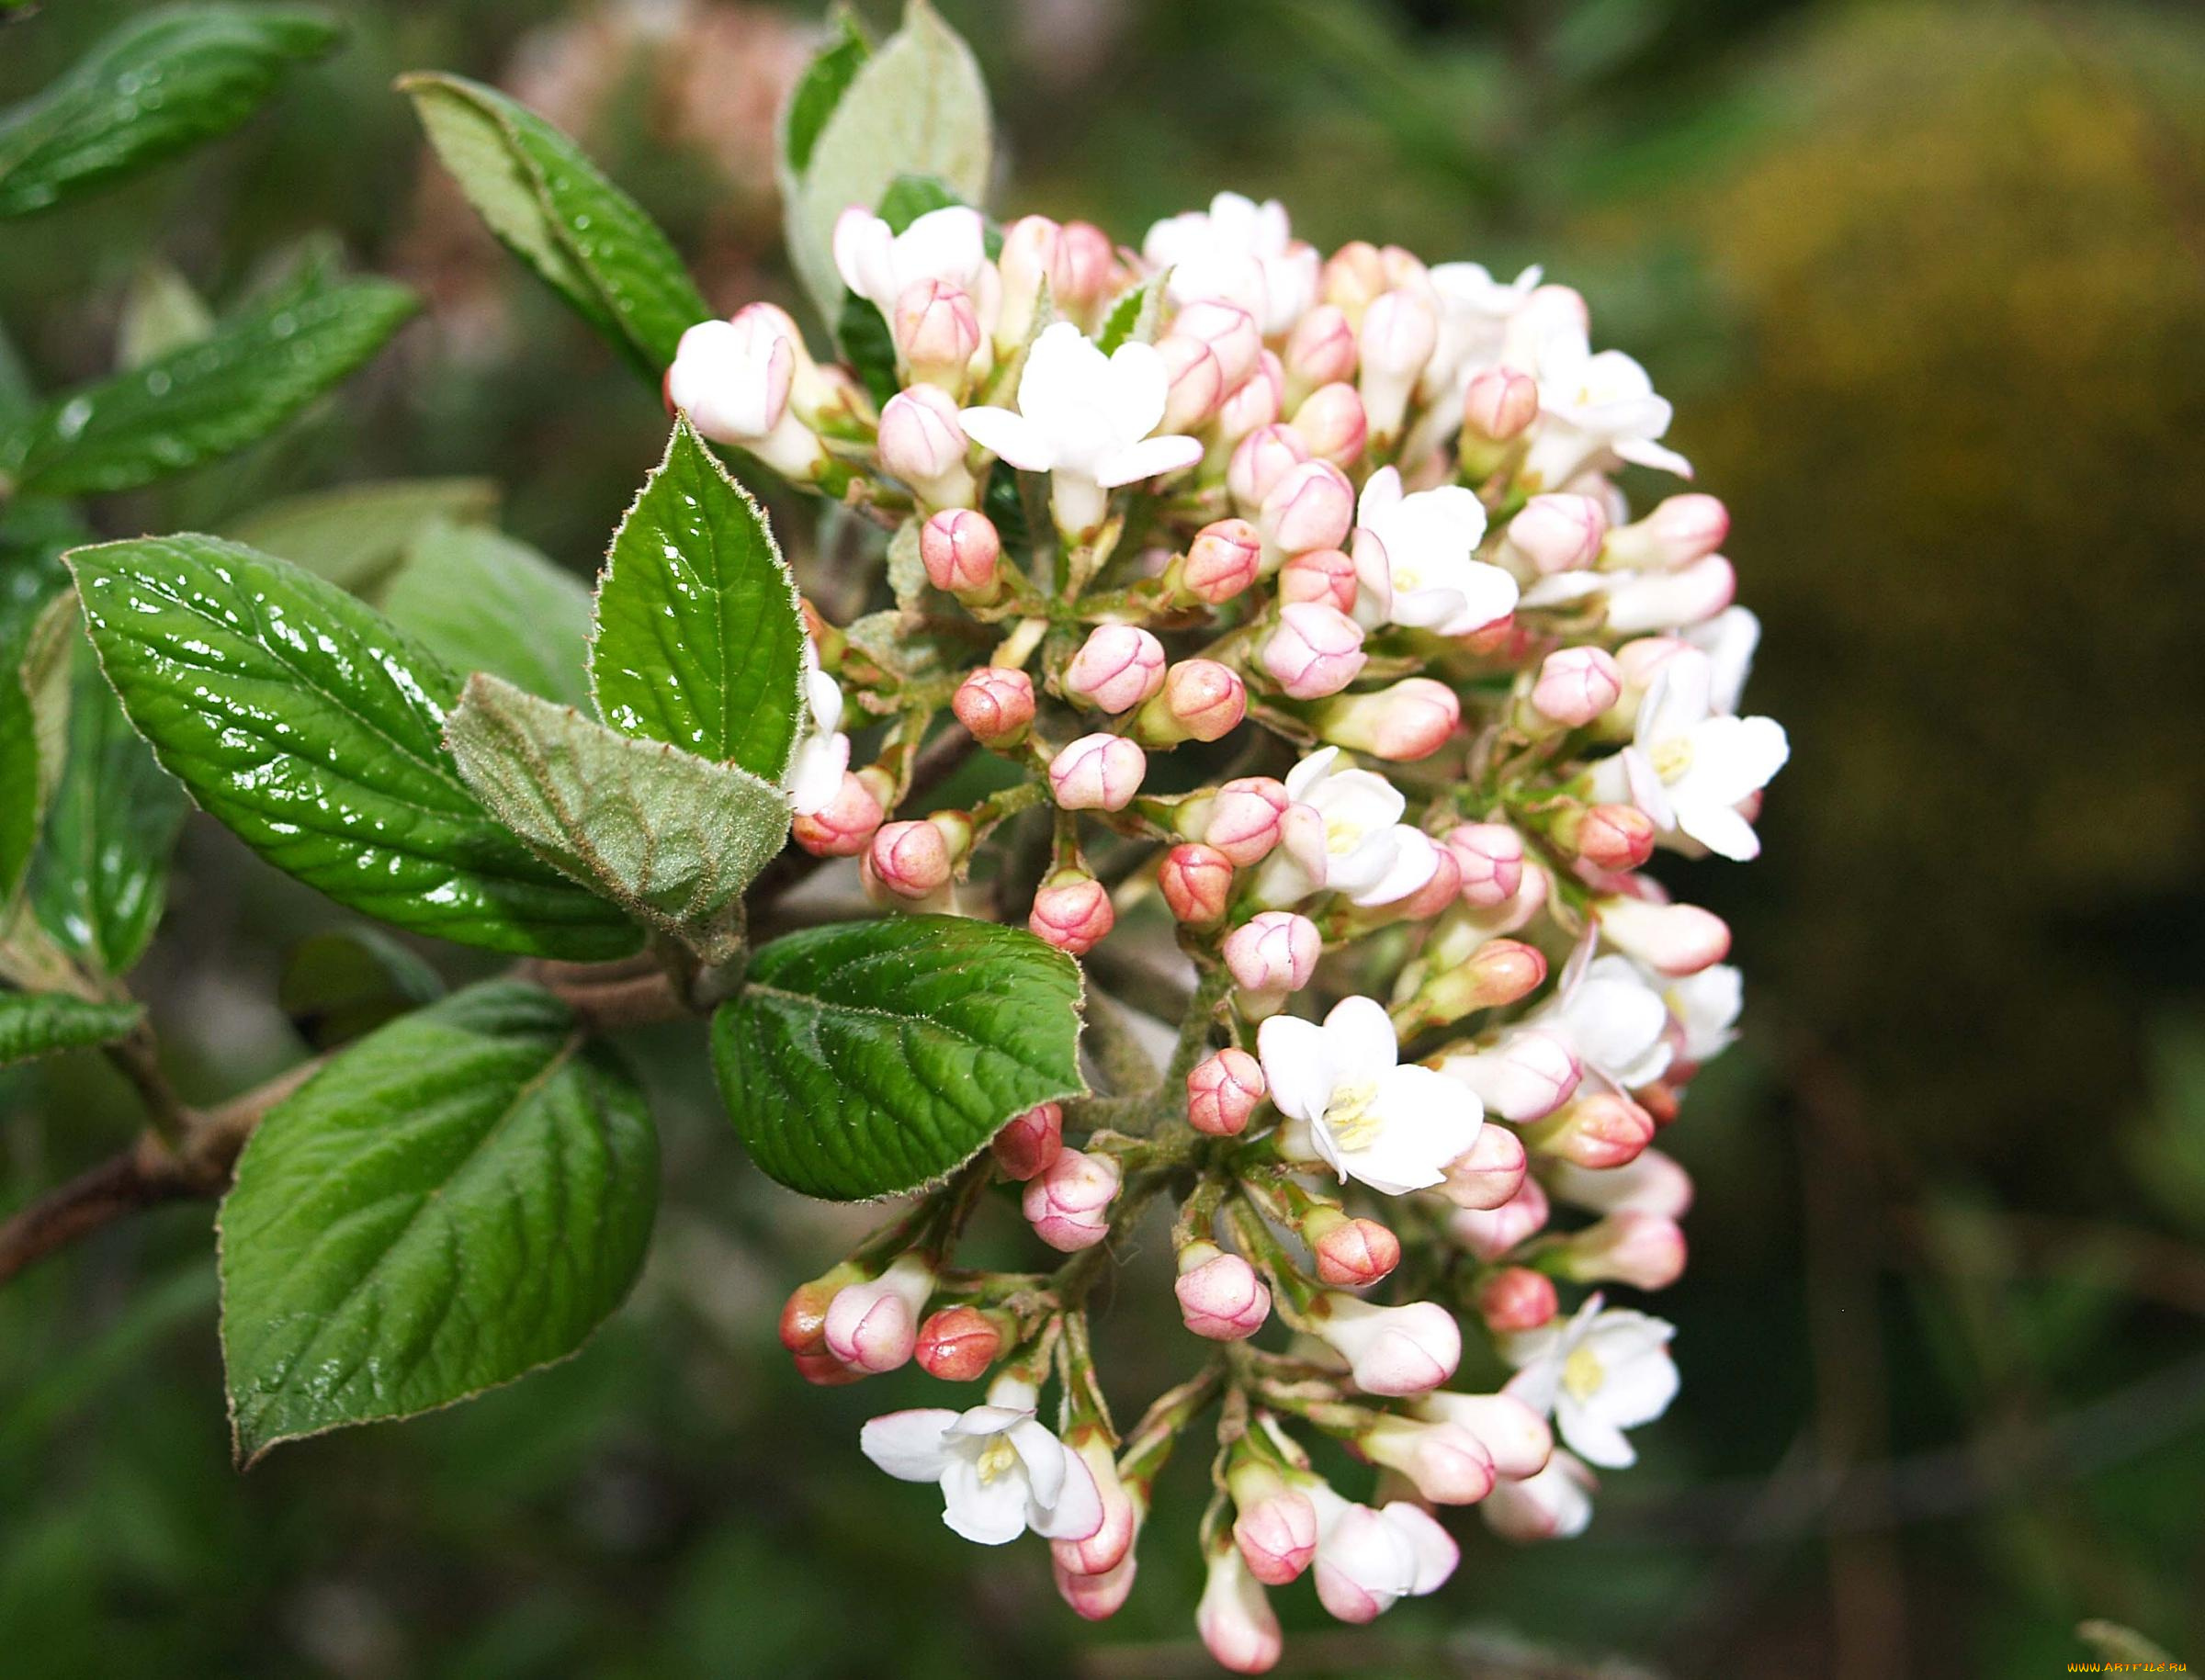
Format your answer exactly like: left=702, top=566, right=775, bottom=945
left=678, top=186, right=1786, bottom=1671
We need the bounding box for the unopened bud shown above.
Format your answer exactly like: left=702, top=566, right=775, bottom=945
left=1259, top=459, right=1355, bottom=559
left=1023, top=1146, right=1121, bottom=1251
left=1606, top=554, right=1736, bottom=635
left=1313, top=677, right=1460, bottom=761
left=1159, top=843, right=1235, bottom=926
left=1189, top=776, right=1289, bottom=865
left=1198, top=1543, right=1283, bottom=1674
left=1259, top=602, right=1365, bottom=699
left=1447, top=1176, right=1550, bottom=1261
left=1278, top=546, right=1357, bottom=614
left=1571, top=803, right=1656, bottom=872
left=1501, top=493, right=1609, bottom=574
left=1310, top=1212, right=1402, bottom=1288
left=877, top=387, right=974, bottom=509
left=1290, top=381, right=1367, bottom=466
left=920, top=507, right=1001, bottom=598
left=1222, top=910, right=1320, bottom=1007
left=1171, top=299, right=1262, bottom=391
left=1284, top=302, right=1358, bottom=391
left=1476, top=1266, right=1559, bottom=1333
left=892, top=277, right=982, bottom=391
left=1055, top=1434, right=1138, bottom=1578
left=1596, top=896, right=1731, bottom=975
left=1048, top=733, right=1148, bottom=811
left=1213, top=353, right=1283, bottom=445
left=1361, top=1415, right=1497, bottom=1505
left=791, top=770, right=885, bottom=857
left=1175, top=1245, right=1272, bottom=1341
left=1157, top=333, right=1227, bottom=433
left=1440, top=1121, right=1529, bottom=1211
left=823, top=1255, right=936, bottom=1373
left=1560, top=1211, right=1688, bottom=1291
left=1180, top=517, right=1263, bottom=604
left=1605, top=493, right=1730, bottom=570
left=1063, top=624, right=1168, bottom=714
left=1227, top=423, right=1310, bottom=513
left=915, top=1304, right=1004, bottom=1381
left=1316, top=1294, right=1461, bottom=1395
left=1443, top=823, right=1526, bottom=908
left=1320, top=240, right=1386, bottom=320
left=1524, top=1091, right=1657, bottom=1170
left=991, top=1100, right=1065, bottom=1180
left=1029, top=870, right=1115, bottom=955
left=952, top=663, right=1035, bottom=746
left=1531, top=646, right=1623, bottom=727
left=1441, top=1029, right=1582, bottom=1122
left=1232, top=1480, right=1318, bottom=1587
left=1357, top=288, right=1438, bottom=441
left=1139, top=659, right=1246, bottom=745
left=868, top=818, right=955, bottom=900
left=1463, top=366, right=1539, bottom=442
left=1187, top=1047, right=1265, bottom=1135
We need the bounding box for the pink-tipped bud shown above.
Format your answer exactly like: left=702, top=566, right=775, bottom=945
left=1313, top=1215, right=1402, bottom=1288
left=1596, top=896, right=1731, bottom=975
left=1477, top=1266, right=1559, bottom=1333
left=1531, top=646, right=1623, bottom=727
left=1432, top=938, right=1549, bottom=1021
left=1442, top=1029, right=1582, bottom=1122
left=1391, top=846, right=1464, bottom=923
left=778, top=1276, right=842, bottom=1355
left=877, top=386, right=973, bottom=507
left=1221, top=910, right=1320, bottom=1000
left=1054, top=221, right=1117, bottom=317
left=1227, top=423, right=1310, bottom=513
left=1357, top=288, right=1439, bottom=438
left=1181, top=518, right=1263, bottom=603
left=1363, top=1415, right=1498, bottom=1505
left=1440, top=1119, right=1529, bottom=1211
left=1575, top=803, right=1656, bottom=872
left=822, top=1255, right=935, bottom=1374
left=1159, top=843, right=1235, bottom=926
left=1259, top=601, right=1365, bottom=699
left=1199, top=1545, right=1284, bottom=1674
left=1259, top=459, right=1355, bottom=558
left=868, top=818, right=954, bottom=900
left=792, top=1347, right=866, bottom=1386
left=1284, top=302, right=1358, bottom=389
left=892, top=277, right=981, bottom=390
left=1063, top=623, right=1168, bottom=715
left=1502, top=493, right=1610, bottom=574
left=1142, top=659, right=1246, bottom=745
left=1417, top=1390, right=1555, bottom=1481
left=1054, top=1551, right=1137, bottom=1621
left=1029, top=870, right=1115, bottom=955
left=915, top=1304, right=1003, bottom=1381
left=1023, top=1146, right=1121, bottom=1251
left=1321, top=240, right=1387, bottom=318
left=996, top=214, right=1061, bottom=349
left=1047, top=733, right=1148, bottom=811
left=1463, top=365, right=1540, bottom=442
left=1482, top=1452, right=1598, bottom=1543
left=1278, top=546, right=1357, bottom=614
left=1214, top=352, right=1284, bottom=444
left=1607, top=493, right=1730, bottom=569
left=1157, top=333, right=1228, bottom=433
left=1172, top=299, right=1262, bottom=391
left=1529, top=1091, right=1657, bottom=1170
left=1192, top=776, right=1289, bottom=865
left=1175, top=1246, right=1272, bottom=1341
left=1055, top=1435, right=1138, bottom=1578
left=991, top=1100, right=1065, bottom=1180
left=1314, top=677, right=1461, bottom=761
left=1443, top=823, right=1526, bottom=908
left=1291, top=381, right=1367, bottom=467
left=1187, top=1047, right=1265, bottom=1136
left=1606, top=554, right=1736, bottom=635
left=1317, top=1295, right=1461, bottom=1396
left=1546, top=1148, right=1695, bottom=1219
left=1447, top=1177, right=1550, bottom=1262
left=1561, top=1211, right=1688, bottom=1291
left=952, top=664, right=1035, bottom=747
left=791, top=771, right=885, bottom=857
left=920, top=507, right=1001, bottom=597
left=1234, top=1487, right=1319, bottom=1586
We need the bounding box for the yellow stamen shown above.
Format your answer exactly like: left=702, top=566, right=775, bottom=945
left=1650, top=738, right=1693, bottom=784
left=1325, top=1079, right=1385, bottom=1151
left=976, top=1436, right=1020, bottom=1484
left=1562, top=1344, right=1605, bottom=1403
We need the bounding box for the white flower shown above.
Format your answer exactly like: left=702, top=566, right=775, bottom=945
left=1303, top=1483, right=1458, bottom=1623
left=1143, top=191, right=1318, bottom=336
left=1259, top=996, right=1481, bottom=1195
left=1681, top=605, right=1760, bottom=714
left=1529, top=954, right=1674, bottom=1091
left=1351, top=468, right=1516, bottom=636
left=1501, top=1294, right=1679, bottom=1469
left=833, top=204, right=990, bottom=317
left=1480, top=1449, right=1598, bottom=1543
left=1254, top=748, right=1436, bottom=907
left=1522, top=320, right=1690, bottom=488
left=860, top=1400, right=1104, bottom=1546
left=665, top=317, right=822, bottom=479
left=958, top=322, right=1204, bottom=534
left=786, top=639, right=850, bottom=817
left=1667, top=963, right=1741, bottom=1064
left=1423, top=262, right=1543, bottom=398
left=1589, top=647, right=1788, bottom=861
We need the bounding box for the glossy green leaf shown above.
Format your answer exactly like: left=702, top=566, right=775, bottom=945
left=0, top=6, right=341, bottom=219
left=589, top=418, right=807, bottom=781
left=401, top=73, right=707, bottom=379
left=0, top=276, right=418, bottom=498
left=0, top=990, right=144, bottom=1067
left=447, top=674, right=790, bottom=965
left=0, top=592, right=80, bottom=905
left=786, top=0, right=992, bottom=328
left=29, top=638, right=190, bottom=975
left=383, top=522, right=591, bottom=708
left=220, top=477, right=501, bottom=595
left=277, top=927, right=446, bottom=1052
left=220, top=982, right=658, bottom=1461
left=711, top=917, right=1085, bottom=1200
left=67, top=535, right=640, bottom=960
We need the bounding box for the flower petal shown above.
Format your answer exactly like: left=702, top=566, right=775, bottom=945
left=956, top=406, right=1055, bottom=472
left=939, top=1458, right=1033, bottom=1544
left=1258, top=1014, right=1336, bottom=1124
left=1094, top=433, right=1204, bottom=489
left=859, top=1409, right=959, bottom=1482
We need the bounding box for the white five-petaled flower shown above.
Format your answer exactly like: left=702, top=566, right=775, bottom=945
left=958, top=322, right=1204, bottom=535
left=1351, top=468, right=1517, bottom=636
left=1589, top=647, right=1789, bottom=861
left=665, top=315, right=822, bottom=479
left=833, top=203, right=993, bottom=318
left=1254, top=748, right=1438, bottom=908
left=1142, top=190, right=1319, bottom=336
left=786, top=639, right=850, bottom=817
left=1259, top=995, right=1482, bottom=1195
left=1422, top=262, right=1544, bottom=400
left=1666, top=963, right=1741, bottom=1064
left=1528, top=953, right=1675, bottom=1091
left=860, top=1397, right=1104, bottom=1547
left=1501, top=1294, right=1679, bottom=1469
left=1521, top=319, right=1690, bottom=488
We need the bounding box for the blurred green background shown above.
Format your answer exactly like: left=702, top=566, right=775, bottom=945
left=3, top=0, right=2203, bottom=1674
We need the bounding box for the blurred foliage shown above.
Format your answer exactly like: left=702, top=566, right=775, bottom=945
left=3, top=0, right=2203, bottom=1674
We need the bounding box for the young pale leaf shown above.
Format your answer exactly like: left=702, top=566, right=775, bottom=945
left=118, top=260, right=218, bottom=368
left=0, top=592, right=80, bottom=905
left=0, top=6, right=342, bottom=219
left=447, top=674, right=790, bottom=965
left=777, top=7, right=869, bottom=185
left=384, top=523, right=592, bottom=708
left=278, top=927, right=446, bottom=1052
left=220, top=478, right=501, bottom=595
left=401, top=73, right=708, bottom=379
left=711, top=917, right=1085, bottom=1200
left=590, top=419, right=808, bottom=781
left=220, top=982, right=657, bottom=1462
left=67, top=536, right=640, bottom=961
left=0, top=991, right=145, bottom=1067
left=0, top=277, right=418, bottom=498
left=786, top=0, right=992, bottom=329
left=29, top=638, right=190, bottom=975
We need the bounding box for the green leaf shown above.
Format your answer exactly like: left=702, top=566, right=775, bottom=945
left=1096, top=276, right=1167, bottom=354
left=778, top=6, right=869, bottom=183
left=401, top=73, right=708, bottom=379
left=67, top=535, right=640, bottom=960
left=785, top=0, right=992, bottom=328
left=220, top=477, right=501, bottom=595
left=447, top=674, right=790, bottom=966
left=0, top=276, right=418, bottom=498
left=0, top=6, right=342, bottom=220
left=589, top=418, right=808, bottom=781
left=117, top=259, right=218, bottom=369
left=0, top=990, right=144, bottom=1067
left=277, top=927, right=446, bottom=1052
left=219, top=981, right=657, bottom=1461
left=28, top=637, right=190, bottom=975
left=0, top=591, right=79, bottom=905
left=384, top=522, right=593, bottom=706
left=711, top=916, right=1085, bottom=1200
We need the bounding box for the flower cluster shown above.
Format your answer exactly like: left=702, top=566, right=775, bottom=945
left=671, top=188, right=1785, bottom=1671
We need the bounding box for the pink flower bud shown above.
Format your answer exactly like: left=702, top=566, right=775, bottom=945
left=791, top=771, right=885, bottom=857
left=1214, top=352, right=1284, bottom=445
left=1159, top=843, right=1234, bottom=926
left=1317, top=1295, right=1461, bottom=1396
left=1259, top=459, right=1355, bottom=558
left=1172, top=299, right=1262, bottom=391
left=915, top=1304, right=1002, bottom=1381
left=1290, top=381, right=1367, bottom=466
left=1441, top=939, right=1549, bottom=1018
left=1483, top=1452, right=1598, bottom=1543
left=1192, top=776, right=1289, bottom=865
left=1531, top=646, right=1623, bottom=727
left=991, top=1100, right=1065, bottom=1180
left=996, top=215, right=1061, bottom=349
left=1143, top=658, right=1246, bottom=744
left=1156, top=333, right=1227, bottom=433
left=1562, top=1211, right=1688, bottom=1290
left=1048, top=733, right=1148, bottom=811
left=1440, top=1121, right=1529, bottom=1211
left=1463, top=366, right=1540, bottom=441
left=1054, top=1435, right=1138, bottom=1577
left=1054, top=221, right=1117, bottom=316
left=1314, top=677, right=1461, bottom=761
left=822, top=1255, right=935, bottom=1373
left=1528, top=1091, right=1657, bottom=1170
left=951, top=664, right=1035, bottom=747
left=1278, top=547, right=1357, bottom=614
left=1063, top=624, right=1168, bottom=715
left=1444, top=1029, right=1582, bottom=1122
left=1443, top=823, right=1526, bottom=908
left=867, top=818, right=953, bottom=899
left=1227, top=423, right=1308, bottom=513
left=1418, top=1391, right=1555, bottom=1481
left=792, top=1347, right=866, bottom=1386
left=1233, top=1486, right=1318, bottom=1586
left=892, top=278, right=981, bottom=389
left=1182, top=517, right=1263, bottom=603
left=1221, top=910, right=1320, bottom=999
left=1606, top=493, right=1729, bottom=569
left=1029, top=870, right=1115, bottom=955
left=1447, top=1177, right=1550, bottom=1262
left=1605, top=554, right=1736, bottom=635
left=1596, top=896, right=1731, bottom=975
left=877, top=386, right=972, bottom=506
left=1390, top=845, right=1464, bottom=923
left=1259, top=602, right=1366, bottom=699
left=1054, top=1551, right=1137, bottom=1622
left=1322, top=240, right=1386, bottom=318
left=920, top=507, right=1001, bottom=596
left=1023, top=1146, right=1121, bottom=1251
left=1312, top=1215, right=1401, bottom=1288
left=1362, top=1415, right=1497, bottom=1505
left=1187, top=1047, right=1265, bottom=1136
left=1284, top=302, right=1358, bottom=389
left=1175, top=1247, right=1272, bottom=1341
left=778, top=1275, right=842, bottom=1355
left=1476, top=1266, right=1559, bottom=1333
left=1547, top=1147, right=1695, bottom=1219
left=1198, top=1546, right=1283, bottom=1674
left=1502, top=493, right=1610, bottom=574
left=1575, top=803, right=1656, bottom=872
left=1357, top=288, right=1439, bottom=438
